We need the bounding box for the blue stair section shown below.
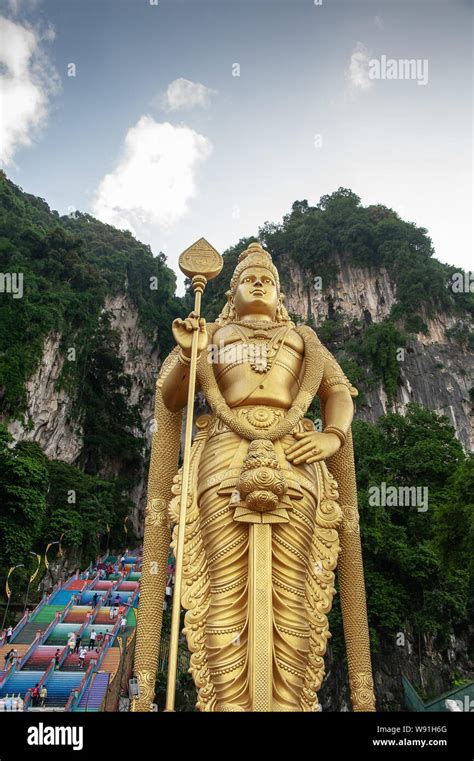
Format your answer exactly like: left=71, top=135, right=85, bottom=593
left=0, top=671, right=43, bottom=699
left=44, top=672, right=84, bottom=707
left=80, top=591, right=107, bottom=605
left=77, top=673, right=109, bottom=711
left=0, top=548, right=142, bottom=711
left=49, top=589, right=77, bottom=606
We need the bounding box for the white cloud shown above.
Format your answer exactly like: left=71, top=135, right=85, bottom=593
left=345, top=42, right=373, bottom=95
left=0, top=15, right=59, bottom=166
left=371, top=15, right=384, bottom=30
left=164, top=78, right=217, bottom=111
left=91, top=116, right=212, bottom=232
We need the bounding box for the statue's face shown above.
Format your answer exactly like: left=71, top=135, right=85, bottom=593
left=233, top=265, right=279, bottom=318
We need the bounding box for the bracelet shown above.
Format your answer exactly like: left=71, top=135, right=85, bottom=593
left=323, top=425, right=347, bottom=447
left=177, top=350, right=192, bottom=366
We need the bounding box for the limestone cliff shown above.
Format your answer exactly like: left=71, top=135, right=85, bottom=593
left=1, top=293, right=159, bottom=535
left=283, top=253, right=473, bottom=450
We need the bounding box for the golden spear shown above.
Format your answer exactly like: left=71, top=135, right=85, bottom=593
left=165, top=238, right=222, bottom=711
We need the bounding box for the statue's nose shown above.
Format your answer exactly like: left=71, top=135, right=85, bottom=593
left=254, top=278, right=263, bottom=287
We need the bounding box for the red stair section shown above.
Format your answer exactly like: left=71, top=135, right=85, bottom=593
left=23, top=645, right=64, bottom=671
left=62, top=651, right=100, bottom=671
left=118, top=582, right=138, bottom=592
left=63, top=607, right=92, bottom=624
left=66, top=580, right=87, bottom=591
left=94, top=582, right=113, bottom=591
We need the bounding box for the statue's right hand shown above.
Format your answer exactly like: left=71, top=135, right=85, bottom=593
left=172, top=311, right=208, bottom=358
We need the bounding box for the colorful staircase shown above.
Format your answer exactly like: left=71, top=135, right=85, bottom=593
left=0, top=548, right=142, bottom=712
left=44, top=672, right=84, bottom=708
left=23, top=646, right=63, bottom=671
left=0, top=670, right=43, bottom=699
left=77, top=673, right=109, bottom=711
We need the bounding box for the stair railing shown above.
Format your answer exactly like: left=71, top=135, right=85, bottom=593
left=38, top=611, right=61, bottom=646
left=0, top=657, right=18, bottom=688
left=64, top=661, right=95, bottom=712
left=18, top=631, right=42, bottom=669
left=9, top=610, right=29, bottom=643
left=94, top=615, right=121, bottom=673
left=28, top=592, right=48, bottom=622
left=24, top=659, right=55, bottom=711
left=89, top=598, right=102, bottom=625
left=58, top=595, right=75, bottom=624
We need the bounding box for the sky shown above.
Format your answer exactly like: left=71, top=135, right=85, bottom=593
left=0, top=0, right=472, bottom=294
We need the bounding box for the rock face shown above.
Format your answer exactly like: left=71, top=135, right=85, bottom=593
left=284, top=252, right=397, bottom=325
left=1, top=293, right=161, bottom=536
left=5, top=332, right=83, bottom=463
left=283, top=253, right=473, bottom=451
left=320, top=626, right=473, bottom=712
left=100, top=293, right=160, bottom=536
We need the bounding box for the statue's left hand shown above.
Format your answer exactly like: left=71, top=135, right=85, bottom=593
left=284, top=431, right=341, bottom=465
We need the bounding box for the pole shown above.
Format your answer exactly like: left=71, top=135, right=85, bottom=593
left=23, top=579, right=31, bottom=616
left=1, top=596, right=11, bottom=632
left=165, top=275, right=206, bottom=711
left=23, top=552, right=41, bottom=615
left=2, top=564, right=24, bottom=630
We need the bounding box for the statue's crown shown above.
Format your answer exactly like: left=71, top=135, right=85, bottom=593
left=230, top=242, right=280, bottom=294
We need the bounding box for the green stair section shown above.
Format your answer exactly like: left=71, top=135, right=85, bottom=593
left=14, top=605, right=66, bottom=642
left=32, top=605, right=64, bottom=624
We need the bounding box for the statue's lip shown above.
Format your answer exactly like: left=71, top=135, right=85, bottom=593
left=251, top=288, right=265, bottom=295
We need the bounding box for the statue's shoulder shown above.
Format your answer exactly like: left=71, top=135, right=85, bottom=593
left=295, top=324, right=338, bottom=360
left=211, top=322, right=239, bottom=345
left=295, top=325, right=359, bottom=397
left=294, top=323, right=323, bottom=350
left=285, top=326, right=305, bottom=353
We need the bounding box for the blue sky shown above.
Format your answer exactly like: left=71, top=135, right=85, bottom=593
left=1, top=0, right=472, bottom=293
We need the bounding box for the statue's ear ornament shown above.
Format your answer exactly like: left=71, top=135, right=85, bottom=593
left=218, top=290, right=236, bottom=324
left=277, top=292, right=292, bottom=324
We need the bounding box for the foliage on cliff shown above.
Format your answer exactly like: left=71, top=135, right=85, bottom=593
left=327, top=404, right=473, bottom=656
left=0, top=172, right=180, bottom=475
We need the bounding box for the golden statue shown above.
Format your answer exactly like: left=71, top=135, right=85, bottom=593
left=132, top=241, right=375, bottom=712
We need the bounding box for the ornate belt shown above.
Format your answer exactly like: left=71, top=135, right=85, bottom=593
left=206, top=406, right=315, bottom=437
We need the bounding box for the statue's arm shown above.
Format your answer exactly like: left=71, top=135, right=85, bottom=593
left=319, top=384, right=354, bottom=434
left=161, top=311, right=207, bottom=411
left=317, top=346, right=358, bottom=436
left=161, top=355, right=195, bottom=412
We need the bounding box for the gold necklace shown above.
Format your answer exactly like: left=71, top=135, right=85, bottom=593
left=232, top=324, right=287, bottom=374
left=233, top=319, right=282, bottom=330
